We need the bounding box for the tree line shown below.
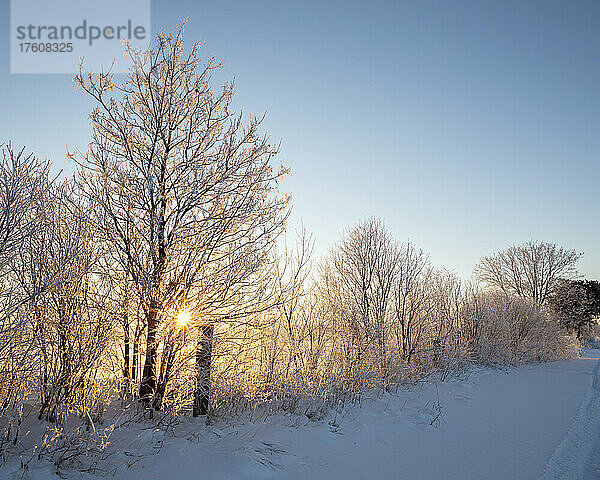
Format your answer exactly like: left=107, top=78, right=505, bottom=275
left=0, top=24, right=596, bottom=463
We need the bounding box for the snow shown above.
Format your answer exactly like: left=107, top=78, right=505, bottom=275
left=541, top=349, right=600, bottom=480
left=3, top=350, right=600, bottom=479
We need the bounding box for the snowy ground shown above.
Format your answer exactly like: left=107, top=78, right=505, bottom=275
left=3, top=350, right=600, bottom=480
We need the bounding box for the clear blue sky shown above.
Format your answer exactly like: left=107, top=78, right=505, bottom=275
left=1, top=0, right=598, bottom=279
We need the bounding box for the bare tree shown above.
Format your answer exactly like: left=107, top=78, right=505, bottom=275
left=276, top=227, right=316, bottom=379
left=428, top=270, right=469, bottom=376
left=391, top=243, right=432, bottom=365
left=73, top=24, right=289, bottom=411
left=328, top=218, right=399, bottom=371
left=0, top=143, right=53, bottom=448
left=190, top=235, right=288, bottom=416
left=474, top=240, right=582, bottom=306
left=10, top=180, right=113, bottom=422
left=0, top=143, right=51, bottom=271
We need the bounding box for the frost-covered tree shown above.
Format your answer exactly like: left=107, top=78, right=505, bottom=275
left=328, top=218, right=399, bottom=365
left=0, top=143, right=53, bottom=447
left=391, top=243, right=432, bottom=365
left=19, top=182, right=112, bottom=422
left=73, top=24, right=289, bottom=411
left=0, top=144, right=51, bottom=272
left=474, top=240, right=581, bottom=306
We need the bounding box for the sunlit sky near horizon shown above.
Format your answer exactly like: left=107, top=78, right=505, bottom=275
left=0, top=0, right=598, bottom=279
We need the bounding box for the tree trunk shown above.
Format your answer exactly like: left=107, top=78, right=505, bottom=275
left=123, top=318, right=130, bottom=395
left=193, top=324, right=213, bottom=416
left=139, top=307, right=158, bottom=406
left=122, top=288, right=130, bottom=396
left=153, top=342, right=176, bottom=411
left=132, top=313, right=142, bottom=382
left=132, top=335, right=138, bottom=381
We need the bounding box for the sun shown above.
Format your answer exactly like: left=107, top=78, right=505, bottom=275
left=176, top=310, right=192, bottom=327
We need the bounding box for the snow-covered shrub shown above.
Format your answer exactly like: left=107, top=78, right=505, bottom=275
left=0, top=144, right=53, bottom=454
left=0, top=167, right=116, bottom=461
left=471, top=293, right=579, bottom=365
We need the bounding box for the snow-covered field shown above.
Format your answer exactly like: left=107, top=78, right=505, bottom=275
left=3, top=350, right=600, bottom=480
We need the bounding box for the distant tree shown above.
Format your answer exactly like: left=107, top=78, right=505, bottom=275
left=549, top=280, right=600, bottom=338
left=474, top=240, right=582, bottom=306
